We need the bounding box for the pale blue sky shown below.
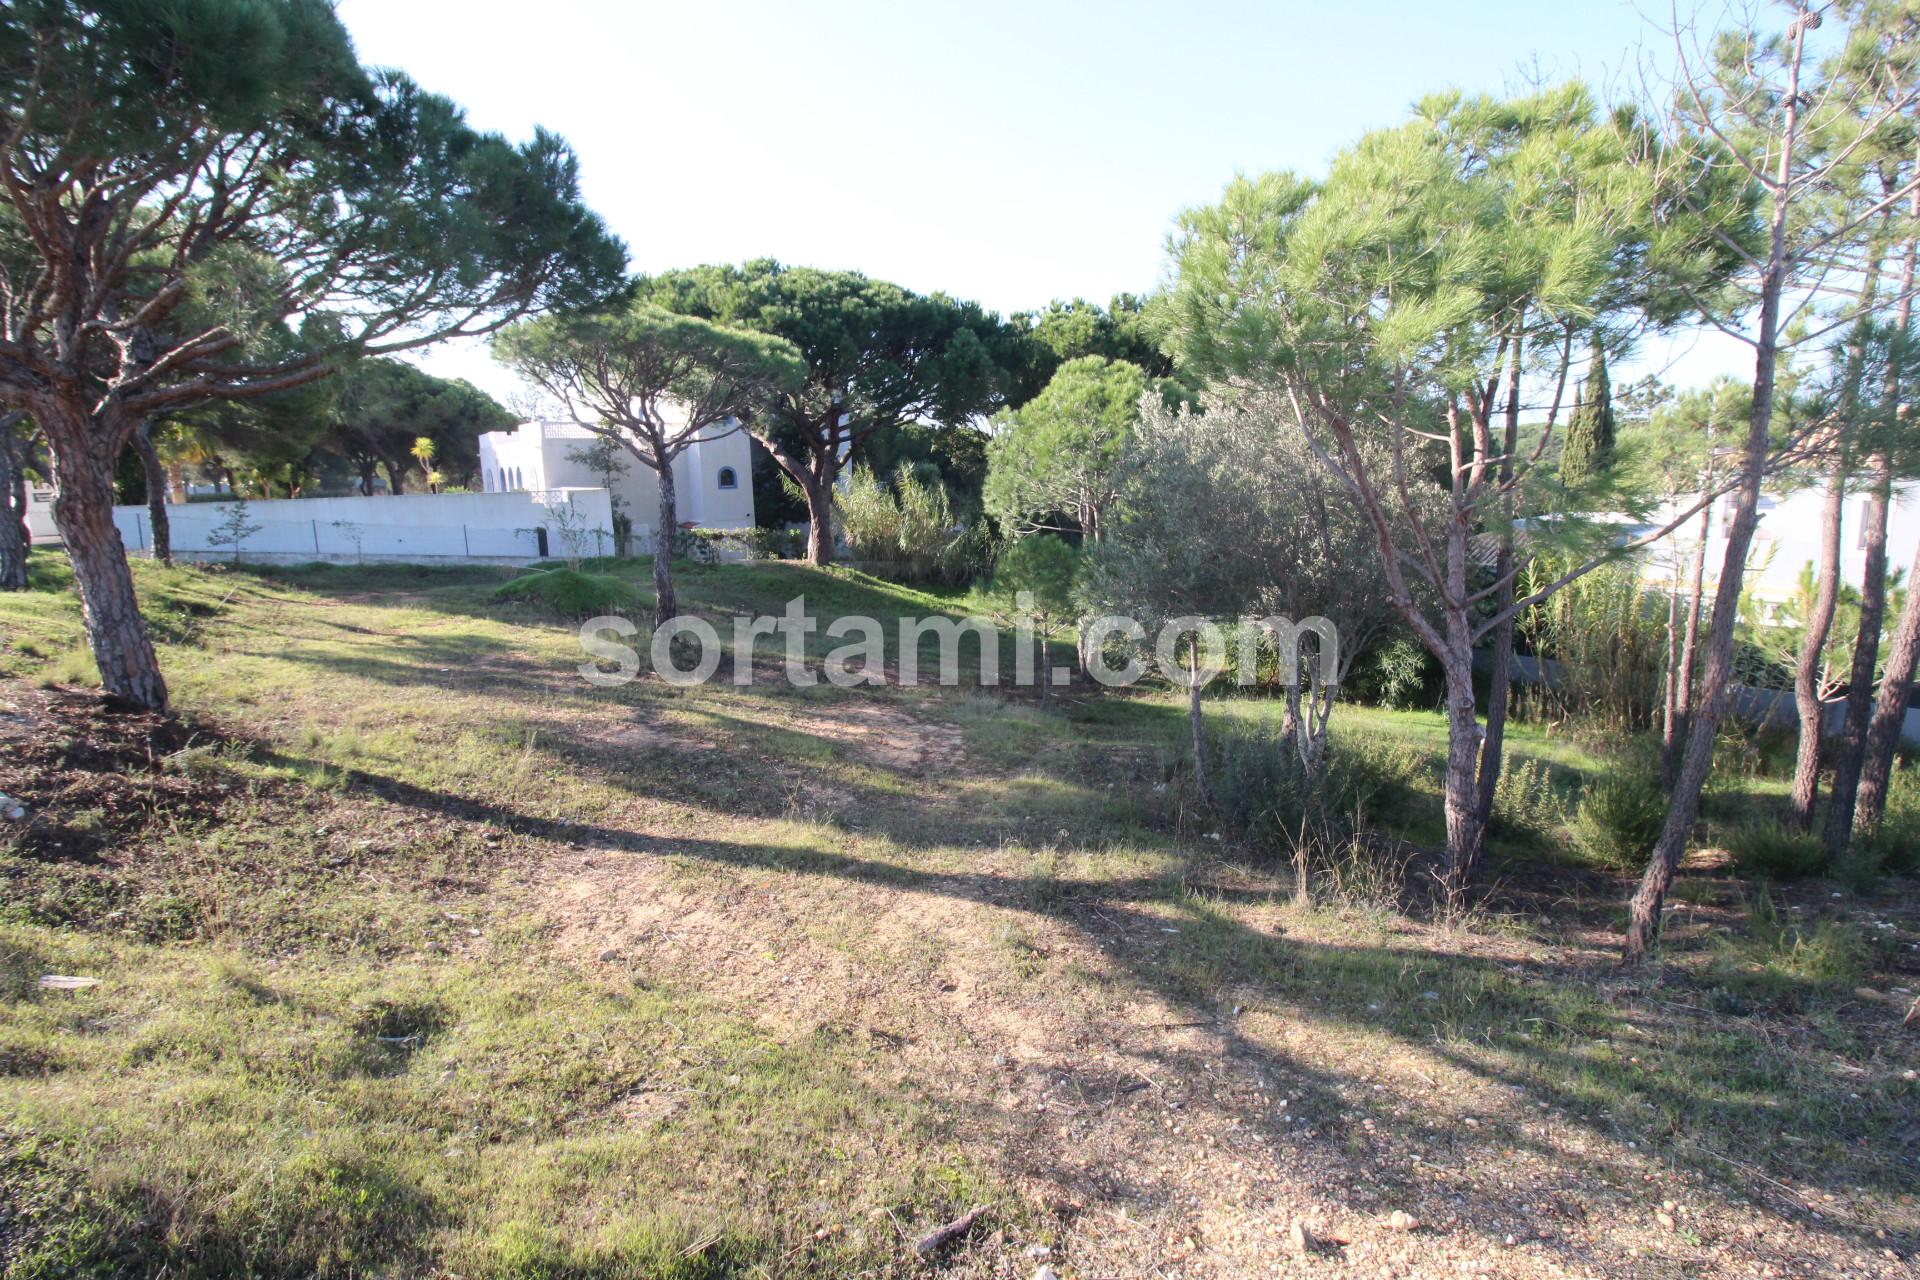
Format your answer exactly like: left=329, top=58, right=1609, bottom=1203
left=332, top=0, right=1750, bottom=400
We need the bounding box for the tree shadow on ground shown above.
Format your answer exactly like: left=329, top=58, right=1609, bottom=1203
left=253, top=740, right=1919, bottom=1271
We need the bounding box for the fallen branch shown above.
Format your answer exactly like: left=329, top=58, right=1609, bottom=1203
left=914, top=1204, right=989, bottom=1258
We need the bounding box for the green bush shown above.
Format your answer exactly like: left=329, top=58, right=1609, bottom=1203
left=1862, top=762, right=1920, bottom=875
left=1491, top=755, right=1566, bottom=842
left=490, top=569, right=640, bottom=618
left=1724, top=823, right=1824, bottom=880
left=1209, top=720, right=1425, bottom=850
left=1352, top=636, right=1431, bottom=710
left=1568, top=767, right=1667, bottom=870
left=1516, top=560, right=1667, bottom=733
left=835, top=464, right=977, bottom=583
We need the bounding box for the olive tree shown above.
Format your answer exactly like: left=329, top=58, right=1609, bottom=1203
left=1085, top=389, right=1411, bottom=793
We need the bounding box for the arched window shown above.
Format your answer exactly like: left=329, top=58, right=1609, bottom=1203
left=717, top=466, right=738, bottom=490
left=512, top=467, right=522, bottom=490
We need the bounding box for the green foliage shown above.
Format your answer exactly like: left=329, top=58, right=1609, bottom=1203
left=637, top=261, right=1014, bottom=434
left=1356, top=637, right=1432, bottom=710
left=0, top=0, right=625, bottom=444
left=1491, top=756, right=1566, bottom=842
left=1083, top=391, right=1403, bottom=670
left=632, top=262, right=1018, bottom=552
left=1861, top=762, right=1920, bottom=874
left=1209, top=722, right=1426, bottom=850
left=986, top=536, right=1079, bottom=635
left=325, top=358, right=517, bottom=494
left=1725, top=823, right=1825, bottom=880
left=1004, top=294, right=1175, bottom=404
left=1712, top=891, right=1872, bottom=994
left=984, top=356, right=1147, bottom=541
left=494, top=302, right=806, bottom=453
left=1560, top=349, right=1617, bottom=487
left=1517, top=561, right=1669, bottom=733
left=205, top=499, right=263, bottom=567
left=1569, top=766, right=1667, bottom=870
left=833, top=464, right=957, bottom=583
left=489, top=569, right=640, bottom=618
left=1739, top=562, right=1907, bottom=695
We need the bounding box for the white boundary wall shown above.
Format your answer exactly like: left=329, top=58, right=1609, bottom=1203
left=110, top=489, right=615, bottom=565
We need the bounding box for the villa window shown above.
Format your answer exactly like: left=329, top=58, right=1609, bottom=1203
left=718, top=466, right=739, bottom=490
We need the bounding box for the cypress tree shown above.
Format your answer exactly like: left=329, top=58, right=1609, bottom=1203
left=1561, top=350, right=1616, bottom=487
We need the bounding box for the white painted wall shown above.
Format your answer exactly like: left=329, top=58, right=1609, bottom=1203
left=23, top=480, right=58, bottom=543
left=479, top=417, right=756, bottom=539
left=111, top=489, right=615, bottom=565
left=1642, top=477, right=1920, bottom=608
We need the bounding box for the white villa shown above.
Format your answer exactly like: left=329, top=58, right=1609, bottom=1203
left=477, top=417, right=756, bottom=538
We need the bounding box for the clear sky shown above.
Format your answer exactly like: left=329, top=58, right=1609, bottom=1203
left=332, top=0, right=1752, bottom=402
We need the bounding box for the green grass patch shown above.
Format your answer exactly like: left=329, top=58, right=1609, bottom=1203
left=490, top=568, right=644, bottom=618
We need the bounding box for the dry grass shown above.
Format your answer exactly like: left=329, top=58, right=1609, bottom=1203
left=0, top=553, right=1915, bottom=1279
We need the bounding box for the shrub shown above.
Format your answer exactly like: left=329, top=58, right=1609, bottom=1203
left=1516, top=560, right=1668, bottom=733
left=1491, top=755, right=1565, bottom=842
left=736, top=526, right=807, bottom=561
left=1568, top=767, right=1666, bottom=870
left=1353, top=636, right=1431, bottom=710
left=490, top=569, right=639, bottom=618
left=1829, top=841, right=1886, bottom=894
left=1714, top=889, right=1872, bottom=991
left=1861, top=761, right=1920, bottom=875
left=1724, top=823, right=1824, bottom=880
left=835, top=464, right=973, bottom=583
left=1208, top=719, right=1425, bottom=853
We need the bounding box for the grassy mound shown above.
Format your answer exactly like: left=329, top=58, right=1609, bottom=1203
left=488, top=568, right=641, bottom=617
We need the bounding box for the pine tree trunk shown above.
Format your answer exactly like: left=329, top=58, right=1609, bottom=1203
left=1851, top=203, right=1920, bottom=839
left=1822, top=455, right=1892, bottom=859
left=1473, top=572, right=1515, bottom=851
left=131, top=421, right=172, bottom=567
left=0, top=414, right=27, bottom=591
left=1441, top=654, right=1487, bottom=916
left=1660, top=540, right=1683, bottom=791
left=1665, top=498, right=1712, bottom=789
left=653, top=466, right=679, bottom=626
left=1788, top=467, right=1847, bottom=830
left=801, top=470, right=833, bottom=566
left=1472, top=327, right=1527, bottom=847
left=1856, top=527, right=1920, bottom=838
left=47, top=414, right=168, bottom=711
left=1626, top=249, right=1788, bottom=962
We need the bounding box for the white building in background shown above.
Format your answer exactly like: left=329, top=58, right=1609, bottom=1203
left=23, top=477, right=58, bottom=543
left=1642, top=477, right=1920, bottom=612
left=477, top=416, right=756, bottom=537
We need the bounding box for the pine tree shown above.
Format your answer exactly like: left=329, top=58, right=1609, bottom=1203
left=1560, top=350, right=1616, bottom=488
